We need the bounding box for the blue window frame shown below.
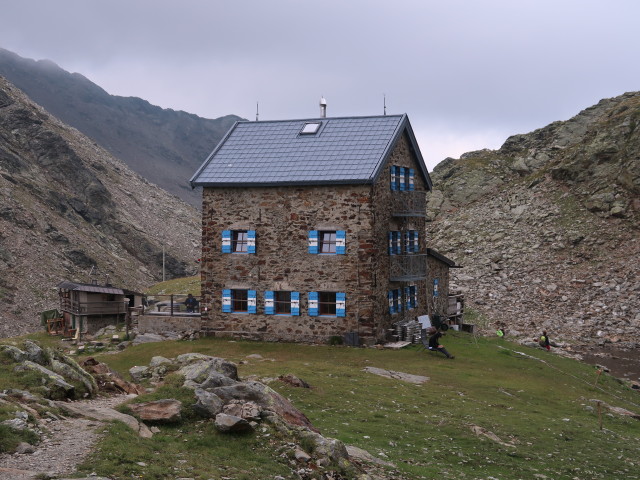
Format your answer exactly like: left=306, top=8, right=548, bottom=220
left=265, top=291, right=300, bottom=315
left=223, top=289, right=256, bottom=313
left=309, top=230, right=346, bottom=255
left=308, top=291, right=345, bottom=317
left=388, top=231, right=401, bottom=255
left=388, top=288, right=402, bottom=314
left=222, top=230, right=256, bottom=254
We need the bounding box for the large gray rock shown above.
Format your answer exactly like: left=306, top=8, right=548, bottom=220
left=129, top=365, right=150, bottom=383
left=185, top=371, right=238, bottom=390
left=211, top=381, right=316, bottom=431
left=222, top=400, right=262, bottom=421
left=0, top=344, right=26, bottom=362
left=177, top=357, right=238, bottom=383
left=23, top=340, right=47, bottom=365
left=54, top=401, right=153, bottom=438
left=50, top=355, right=98, bottom=395
left=14, top=360, right=75, bottom=398
left=127, top=399, right=182, bottom=423
left=193, top=388, right=224, bottom=418
left=214, top=413, right=253, bottom=433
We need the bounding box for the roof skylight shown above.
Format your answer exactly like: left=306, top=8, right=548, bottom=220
left=300, top=122, right=322, bottom=135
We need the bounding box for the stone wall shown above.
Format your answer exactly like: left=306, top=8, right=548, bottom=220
left=138, top=315, right=202, bottom=335
left=199, top=131, right=433, bottom=344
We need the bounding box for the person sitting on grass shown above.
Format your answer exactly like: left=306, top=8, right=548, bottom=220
left=428, top=329, right=455, bottom=359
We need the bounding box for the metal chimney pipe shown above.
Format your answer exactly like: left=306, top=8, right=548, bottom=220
left=320, top=96, right=327, bottom=118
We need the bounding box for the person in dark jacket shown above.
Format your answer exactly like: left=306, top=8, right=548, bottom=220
left=429, top=331, right=454, bottom=359
left=184, top=293, right=198, bottom=313
left=539, top=331, right=551, bottom=351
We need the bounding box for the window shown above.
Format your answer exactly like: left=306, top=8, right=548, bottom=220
left=222, top=289, right=257, bottom=313
left=308, top=291, right=345, bottom=317
left=404, top=230, right=419, bottom=253
left=232, top=289, right=248, bottom=312
left=320, top=232, right=336, bottom=253
left=222, top=230, right=256, bottom=254
left=300, top=122, right=321, bottom=135
left=433, top=278, right=439, bottom=297
left=309, top=230, right=345, bottom=254
left=390, top=165, right=415, bottom=191
left=388, top=231, right=401, bottom=255
left=264, top=291, right=300, bottom=315
left=388, top=288, right=402, bottom=314
left=233, top=231, right=248, bottom=252
left=405, top=285, right=417, bottom=310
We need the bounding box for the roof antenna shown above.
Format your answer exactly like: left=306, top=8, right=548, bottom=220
left=320, top=96, right=327, bottom=118
left=383, top=94, right=387, bottom=116
left=256, top=102, right=259, bottom=121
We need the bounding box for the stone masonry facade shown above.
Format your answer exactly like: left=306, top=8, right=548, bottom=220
left=199, top=132, right=438, bottom=344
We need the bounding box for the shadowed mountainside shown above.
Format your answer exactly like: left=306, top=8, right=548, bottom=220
left=0, top=76, right=201, bottom=337
left=0, top=48, right=242, bottom=208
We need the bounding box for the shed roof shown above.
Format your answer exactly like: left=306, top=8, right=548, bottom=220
left=57, top=281, right=124, bottom=295
left=426, top=248, right=460, bottom=268
left=190, top=114, right=432, bottom=189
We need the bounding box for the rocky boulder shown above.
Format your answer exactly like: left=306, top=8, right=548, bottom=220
left=214, top=413, right=254, bottom=433
left=127, top=399, right=182, bottom=423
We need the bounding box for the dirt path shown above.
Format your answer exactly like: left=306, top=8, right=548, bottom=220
left=0, top=394, right=128, bottom=480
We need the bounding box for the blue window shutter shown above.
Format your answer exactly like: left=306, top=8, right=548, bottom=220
left=411, top=285, right=417, bottom=308
left=394, top=232, right=401, bottom=255
left=399, top=167, right=406, bottom=191
left=409, top=168, right=415, bottom=191
left=264, top=291, right=274, bottom=315
left=336, top=230, right=346, bottom=255
left=388, top=232, right=393, bottom=255
left=433, top=278, right=439, bottom=297
left=308, top=292, right=319, bottom=316
left=404, top=287, right=411, bottom=310
left=248, top=290, right=257, bottom=313
left=308, top=230, right=319, bottom=254
left=247, top=230, right=256, bottom=254
left=336, top=292, right=346, bottom=317
left=397, top=288, right=403, bottom=312
left=291, top=291, right=300, bottom=316
left=388, top=291, right=395, bottom=314
left=390, top=166, right=397, bottom=191
left=404, top=231, right=410, bottom=253
left=222, top=289, right=231, bottom=313
left=414, top=230, right=419, bottom=253
left=222, top=230, right=232, bottom=253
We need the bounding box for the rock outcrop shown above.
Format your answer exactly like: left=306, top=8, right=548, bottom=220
left=427, top=92, right=640, bottom=348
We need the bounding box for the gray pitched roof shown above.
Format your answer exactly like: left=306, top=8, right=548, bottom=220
left=190, top=114, right=432, bottom=189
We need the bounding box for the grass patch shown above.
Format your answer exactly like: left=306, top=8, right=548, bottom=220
left=85, top=334, right=640, bottom=479
left=145, top=275, right=200, bottom=296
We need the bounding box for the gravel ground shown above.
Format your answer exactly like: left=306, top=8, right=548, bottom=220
left=0, top=395, right=128, bottom=480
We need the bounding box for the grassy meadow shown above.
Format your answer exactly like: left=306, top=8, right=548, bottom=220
left=70, top=332, right=640, bottom=480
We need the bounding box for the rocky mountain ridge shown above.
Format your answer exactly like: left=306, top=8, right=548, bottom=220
left=0, top=48, right=242, bottom=207
left=427, top=92, right=640, bottom=348
left=0, top=76, right=201, bottom=337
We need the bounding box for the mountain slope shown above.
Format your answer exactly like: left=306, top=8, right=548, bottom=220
left=0, top=48, right=242, bottom=207
left=0, top=76, right=201, bottom=337
left=427, top=92, right=640, bottom=348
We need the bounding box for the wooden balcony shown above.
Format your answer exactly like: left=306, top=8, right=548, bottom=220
left=391, top=191, right=427, bottom=217
left=389, top=254, right=427, bottom=281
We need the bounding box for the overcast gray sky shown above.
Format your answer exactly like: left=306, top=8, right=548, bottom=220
left=2, top=0, right=638, bottom=170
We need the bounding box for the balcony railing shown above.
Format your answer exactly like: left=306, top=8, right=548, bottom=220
left=389, top=254, right=427, bottom=281
left=61, top=300, right=129, bottom=316
left=391, top=191, right=427, bottom=217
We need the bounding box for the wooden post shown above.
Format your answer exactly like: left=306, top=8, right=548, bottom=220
left=594, top=369, right=603, bottom=386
